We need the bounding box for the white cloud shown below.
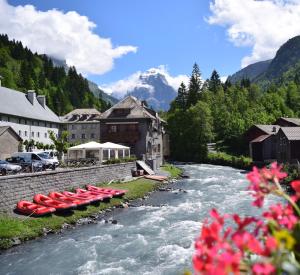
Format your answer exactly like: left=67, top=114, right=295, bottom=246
left=0, top=0, right=137, bottom=75
left=207, top=0, right=300, bottom=67
left=100, top=65, right=189, bottom=99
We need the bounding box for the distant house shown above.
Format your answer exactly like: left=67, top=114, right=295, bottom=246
left=0, top=86, right=60, bottom=145
left=100, top=96, right=167, bottom=169
left=60, top=109, right=101, bottom=143
left=0, top=126, right=22, bottom=159
left=245, top=125, right=280, bottom=162
left=277, top=127, right=300, bottom=163
left=274, top=117, right=300, bottom=127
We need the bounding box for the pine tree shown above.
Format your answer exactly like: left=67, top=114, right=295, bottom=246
left=208, top=70, right=222, bottom=93
left=186, top=63, right=202, bottom=108
left=175, top=82, right=187, bottom=110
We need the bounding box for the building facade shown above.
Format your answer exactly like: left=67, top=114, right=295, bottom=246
left=99, top=96, right=166, bottom=169
left=0, top=86, right=60, bottom=145
left=60, top=109, right=101, bottom=144
left=0, top=126, right=22, bottom=159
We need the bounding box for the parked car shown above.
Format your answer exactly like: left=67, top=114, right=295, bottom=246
left=36, top=152, right=59, bottom=168
left=11, top=152, right=58, bottom=170
left=6, top=156, right=44, bottom=172
left=0, top=160, right=22, bottom=175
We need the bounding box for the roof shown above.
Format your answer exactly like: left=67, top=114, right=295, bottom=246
left=254, top=125, right=280, bottom=135
left=61, top=108, right=101, bottom=123
left=0, top=126, right=22, bottom=141
left=276, top=117, right=300, bottom=126
left=68, top=141, right=129, bottom=150
left=0, top=86, right=60, bottom=123
left=250, top=134, right=271, bottom=143
left=100, top=96, right=158, bottom=120
left=280, top=127, right=300, bottom=140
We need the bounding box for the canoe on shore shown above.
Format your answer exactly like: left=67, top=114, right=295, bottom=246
left=16, top=200, right=56, bottom=216
left=76, top=188, right=112, bottom=202
left=33, top=194, right=76, bottom=211
left=49, top=192, right=90, bottom=207
left=86, top=185, right=128, bottom=198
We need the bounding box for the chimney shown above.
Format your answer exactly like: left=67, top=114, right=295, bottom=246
left=37, top=95, right=46, bottom=108
left=27, top=90, right=36, bottom=105
left=272, top=126, right=277, bottom=133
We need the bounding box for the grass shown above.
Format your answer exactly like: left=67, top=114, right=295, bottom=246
left=0, top=178, right=159, bottom=249
left=161, top=163, right=183, bottom=178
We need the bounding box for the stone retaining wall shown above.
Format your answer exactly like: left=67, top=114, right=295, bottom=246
left=0, top=162, right=135, bottom=213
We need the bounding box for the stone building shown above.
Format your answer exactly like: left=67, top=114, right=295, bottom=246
left=99, top=96, right=166, bottom=169
left=0, top=86, right=60, bottom=145
left=0, top=126, right=22, bottom=159
left=60, top=109, right=101, bottom=143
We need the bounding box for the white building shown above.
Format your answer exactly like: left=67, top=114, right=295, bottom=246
left=0, top=86, right=60, bottom=145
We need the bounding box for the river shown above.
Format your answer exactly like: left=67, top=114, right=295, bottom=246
left=0, top=164, right=280, bottom=275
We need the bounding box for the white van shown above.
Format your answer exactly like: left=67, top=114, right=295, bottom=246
left=12, top=152, right=59, bottom=170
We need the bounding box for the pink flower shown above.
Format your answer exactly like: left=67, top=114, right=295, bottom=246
left=232, top=231, right=263, bottom=255
left=252, top=262, right=275, bottom=275
left=263, top=236, right=278, bottom=256
left=247, top=163, right=287, bottom=208
left=263, top=203, right=298, bottom=230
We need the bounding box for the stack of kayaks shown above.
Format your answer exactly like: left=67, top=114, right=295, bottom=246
left=15, top=185, right=128, bottom=217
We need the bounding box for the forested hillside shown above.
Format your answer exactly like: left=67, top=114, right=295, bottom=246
left=0, top=34, right=111, bottom=115
left=229, top=35, right=300, bottom=86
left=167, top=63, right=300, bottom=161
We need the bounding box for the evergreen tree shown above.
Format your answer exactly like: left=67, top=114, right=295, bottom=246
left=208, top=70, right=222, bottom=93
left=186, top=63, right=202, bottom=108
left=173, top=82, right=187, bottom=110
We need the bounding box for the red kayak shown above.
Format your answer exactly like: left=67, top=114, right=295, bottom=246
left=49, top=192, right=90, bottom=207
left=76, top=188, right=112, bottom=202
left=33, top=194, right=76, bottom=211
left=16, top=200, right=56, bottom=216
left=63, top=191, right=98, bottom=203
left=86, top=185, right=128, bottom=198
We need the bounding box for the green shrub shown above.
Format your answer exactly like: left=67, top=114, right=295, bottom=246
left=206, top=152, right=252, bottom=170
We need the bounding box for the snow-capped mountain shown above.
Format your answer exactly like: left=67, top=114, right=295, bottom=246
left=102, top=67, right=188, bottom=111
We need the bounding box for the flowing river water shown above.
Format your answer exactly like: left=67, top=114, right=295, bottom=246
left=0, top=164, right=280, bottom=275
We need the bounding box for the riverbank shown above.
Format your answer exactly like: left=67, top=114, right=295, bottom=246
left=205, top=152, right=253, bottom=170
left=0, top=165, right=182, bottom=250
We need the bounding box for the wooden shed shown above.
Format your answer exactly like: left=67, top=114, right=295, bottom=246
left=276, top=127, right=300, bottom=163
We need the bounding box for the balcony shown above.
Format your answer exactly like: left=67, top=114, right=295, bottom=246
left=102, top=130, right=141, bottom=144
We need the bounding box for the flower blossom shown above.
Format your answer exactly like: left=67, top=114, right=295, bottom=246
left=252, top=262, right=275, bottom=275
left=247, top=163, right=287, bottom=207
left=263, top=203, right=298, bottom=230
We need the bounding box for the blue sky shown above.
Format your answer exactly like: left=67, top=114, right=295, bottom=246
left=4, top=0, right=300, bottom=91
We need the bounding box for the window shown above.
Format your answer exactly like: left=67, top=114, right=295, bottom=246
left=71, top=134, right=75, bottom=139
left=109, top=125, right=118, bottom=133
left=25, top=120, right=27, bottom=125
left=31, top=132, right=34, bottom=137
left=44, top=133, right=47, bottom=138
left=91, top=133, right=95, bottom=139
left=71, top=125, right=76, bottom=130
left=126, top=124, right=138, bottom=131
left=25, top=131, right=27, bottom=137
left=158, top=144, right=161, bottom=153
left=37, top=132, right=40, bottom=138
left=18, top=130, right=22, bottom=136
left=82, top=133, right=86, bottom=139
left=18, top=118, right=21, bottom=124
